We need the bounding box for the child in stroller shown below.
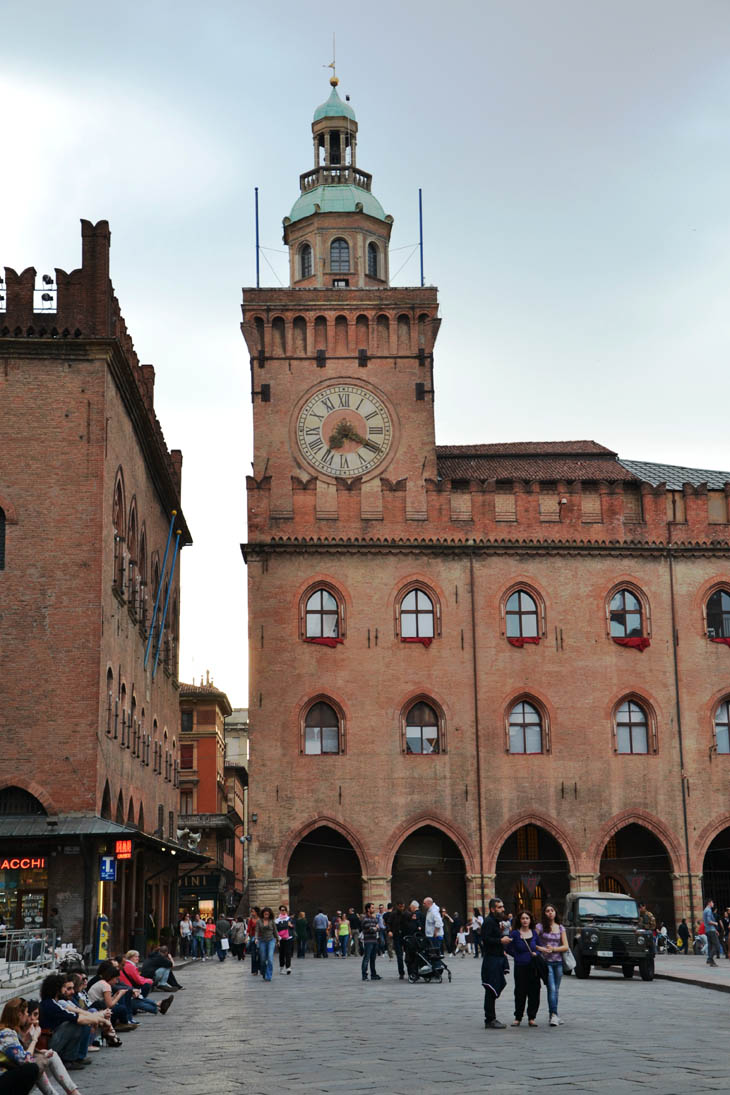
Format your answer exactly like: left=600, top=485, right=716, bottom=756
left=403, top=932, right=452, bottom=983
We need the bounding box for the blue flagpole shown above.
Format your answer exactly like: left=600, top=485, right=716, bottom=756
left=144, top=510, right=176, bottom=669
left=152, top=531, right=181, bottom=680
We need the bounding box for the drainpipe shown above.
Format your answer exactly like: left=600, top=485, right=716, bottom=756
left=667, top=499, right=696, bottom=928
left=469, top=552, right=487, bottom=913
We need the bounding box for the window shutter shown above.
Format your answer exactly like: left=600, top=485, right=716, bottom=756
left=708, top=492, right=728, bottom=524
left=581, top=491, right=602, bottom=522
left=180, top=743, right=194, bottom=769
left=495, top=491, right=516, bottom=521
left=623, top=486, right=643, bottom=522
left=539, top=493, right=560, bottom=521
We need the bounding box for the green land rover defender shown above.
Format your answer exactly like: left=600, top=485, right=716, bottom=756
left=564, top=891, right=655, bottom=981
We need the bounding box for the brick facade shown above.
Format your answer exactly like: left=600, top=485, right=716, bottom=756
left=241, top=84, right=730, bottom=931
left=0, top=221, right=193, bottom=952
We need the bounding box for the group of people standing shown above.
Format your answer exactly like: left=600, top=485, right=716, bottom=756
left=481, top=898, right=569, bottom=1030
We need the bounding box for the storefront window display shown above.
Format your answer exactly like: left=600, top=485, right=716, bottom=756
left=0, top=864, right=48, bottom=929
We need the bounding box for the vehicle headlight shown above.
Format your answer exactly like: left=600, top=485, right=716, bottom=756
left=637, top=935, right=645, bottom=945
left=590, top=933, right=599, bottom=943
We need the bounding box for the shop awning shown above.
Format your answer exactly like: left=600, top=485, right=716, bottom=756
left=0, top=816, right=208, bottom=862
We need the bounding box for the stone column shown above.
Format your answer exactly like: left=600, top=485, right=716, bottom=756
left=672, top=873, right=702, bottom=926
left=362, top=876, right=391, bottom=907
left=467, top=874, right=495, bottom=911
left=570, top=874, right=599, bottom=892
left=248, top=877, right=289, bottom=910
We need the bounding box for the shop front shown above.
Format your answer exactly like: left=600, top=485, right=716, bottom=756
left=178, top=868, right=240, bottom=922
left=0, top=854, right=49, bottom=930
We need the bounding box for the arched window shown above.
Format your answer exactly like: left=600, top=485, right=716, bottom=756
left=300, top=243, right=313, bottom=279
left=367, top=242, right=379, bottom=278
left=707, top=589, right=730, bottom=639
left=0, top=787, right=47, bottom=816
left=714, top=700, right=730, bottom=754
left=508, top=701, right=543, bottom=754
left=616, top=700, right=648, bottom=754
left=304, top=701, right=340, bottom=755
left=505, top=590, right=539, bottom=638
left=405, top=701, right=440, bottom=754
left=400, top=589, right=435, bottom=638
left=305, top=589, right=339, bottom=638
left=330, top=237, right=350, bottom=273
left=609, top=589, right=643, bottom=637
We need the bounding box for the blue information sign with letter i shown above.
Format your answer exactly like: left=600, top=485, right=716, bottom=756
left=100, top=855, right=117, bottom=882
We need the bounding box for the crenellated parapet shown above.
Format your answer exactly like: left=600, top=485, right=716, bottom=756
left=246, top=472, right=730, bottom=546
left=0, top=219, right=186, bottom=520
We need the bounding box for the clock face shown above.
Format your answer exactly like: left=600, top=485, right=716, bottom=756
left=297, top=383, right=393, bottom=478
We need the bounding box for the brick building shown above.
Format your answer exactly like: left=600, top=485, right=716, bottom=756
left=0, top=221, right=200, bottom=956
left=239, top=79, right=730, bottom=932
left=177, top=680, right=245, bottom=919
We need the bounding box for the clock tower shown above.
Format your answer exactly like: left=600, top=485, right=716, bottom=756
left=241, top=76, right=440, bottom=528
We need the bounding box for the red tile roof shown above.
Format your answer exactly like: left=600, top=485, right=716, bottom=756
left=179, top=682, right=233, bottom=715
left=435, top=441, right=637, bottom=482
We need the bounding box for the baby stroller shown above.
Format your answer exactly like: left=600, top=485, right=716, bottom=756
left=404, top=934, right=452, bottom=984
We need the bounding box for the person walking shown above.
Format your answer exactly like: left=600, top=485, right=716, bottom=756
left=535, top=904, right=568, bottom=1027
left=192, top=912, right=206, bottom=960
left=441, top=908, right=454, bottom=955
left=312, top=909, right=329, bottom=958
left=230, top=917, right=247, bottom=961
left=247, top=908, right=261, bottom=975
left=677, top=918, right=690, bottom=955
left=346, top=908, right=361, bottom=957
left=215, top=914, right=231, bottom=962
left=203, top=917, right=216, bottom=958
left=178, top=913, right=192, bottom=958
left=336, top=912, right=350, bottom=957
left=360, top=903, right=381, bottom=982
left=506, top=910, right=542, bottom=1027
left=481, top=897, right=511, bottom=1029
left=295, top=911, right=309, bottom=958
left=703, top=898, right=722, bottom=967
left=471, top=908, right=484, bottom=959
left=275, top=906, right=294, bottom=974
left=255, top=908, right=280, bottom=982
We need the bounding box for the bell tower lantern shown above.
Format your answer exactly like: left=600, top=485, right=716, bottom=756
left=283, top=77, right=393, bottom=289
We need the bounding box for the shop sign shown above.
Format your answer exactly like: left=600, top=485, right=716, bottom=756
left=115, top=840, right=132, bottom=860
left=0, top=857, right=46, bottom=870
left=100, top=856, right=117, bottom=882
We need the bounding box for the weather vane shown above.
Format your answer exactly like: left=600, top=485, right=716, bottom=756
left=324, top=32, right=338, bottom=85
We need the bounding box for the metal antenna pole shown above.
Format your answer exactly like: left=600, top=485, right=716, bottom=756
left=418, top=188, right=424, bottom=287
left=255, top=187, right=260, bottom=289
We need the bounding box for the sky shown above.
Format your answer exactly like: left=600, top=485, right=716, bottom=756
left=3, top=0, right=730, bottom=706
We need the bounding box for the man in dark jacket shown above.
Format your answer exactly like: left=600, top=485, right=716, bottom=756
left=388, top=901, right=410, bottom=980
left=140, top=945, right=182, bottom=989
left=215, top=915, right=231, bottom=962
left=677, top=918, right=690, bottom=955
left=481, top=898, right=511, bottom=1029
left=346, top=908, right=361, bottom=956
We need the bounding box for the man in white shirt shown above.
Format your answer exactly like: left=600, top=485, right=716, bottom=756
left=423, top=897, right=444, bottom=953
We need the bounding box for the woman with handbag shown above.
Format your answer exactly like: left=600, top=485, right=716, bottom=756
left=505, top=910, right=542, bottom=1027
left=535, top=904, right=569, bottom=1027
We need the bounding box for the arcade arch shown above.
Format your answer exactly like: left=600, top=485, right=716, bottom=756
left=287, top=825, right=363, bottom=918
left=390, top=825, right=466, bottom=915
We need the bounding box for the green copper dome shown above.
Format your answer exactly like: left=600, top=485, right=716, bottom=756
left=313, top=86, right=356, bottom=122
left=289, top=184, right=386, bottom=223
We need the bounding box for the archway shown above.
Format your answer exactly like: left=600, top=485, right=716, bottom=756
left=599, top=824, right=675, bottom=928
left=702, top=827, right=730, bottom=915
left=391, top=826, right=466, bottom=918
left=287, top=826, right=362, bottom=918
left=495, top=824, right=571, bottom=921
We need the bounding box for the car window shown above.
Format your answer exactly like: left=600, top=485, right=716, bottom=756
left=577, top=898, right=637, bottom=919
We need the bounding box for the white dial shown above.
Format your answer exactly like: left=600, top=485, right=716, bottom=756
left=297, top=383, right=393, bottom=478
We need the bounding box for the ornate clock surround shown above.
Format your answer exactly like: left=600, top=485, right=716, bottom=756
left=293, top=380, right=397, bottom=481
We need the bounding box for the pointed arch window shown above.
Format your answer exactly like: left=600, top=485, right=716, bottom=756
left=300, top=243, right=313, bottom=279
left=367, top=242, right=379, bottom=278
left=610, top=589, right=643, bottom=637
left=615, top=699, right=649, bottom=754
left=306, top=589, right=339, bottom=639
left=508, top=700, right=544, bottom=754
left=707, top=589, right=730, bottom=640
left=400, top=589, right=435, bottom=640
left=505, top=590, right=539, bottom=641
left=714, top=699, right=730, bottom=754
left=303, top=701, right=341, bottom=755
left=330, top=238, right=350, bottom=273
left=405, top=701, right=440, bottom=754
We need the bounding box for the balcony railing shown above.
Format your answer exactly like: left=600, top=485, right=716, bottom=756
left=300, top=166, right=372, bottom=193
left=0, top=929, right=57, bottom=986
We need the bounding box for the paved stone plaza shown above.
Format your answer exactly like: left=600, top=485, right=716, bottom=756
left=79, top=955, right=730, bottom=1094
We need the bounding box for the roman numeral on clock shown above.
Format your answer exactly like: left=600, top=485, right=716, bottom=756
left=321, top=449, right=335, bottom=466
left=339, top=455, right=349, bottom=469
left=368, top=426, right=383, bottom=436
left=363, top=440, right=381, bottom=454
left=308, top=437, right=324, bottom=454
left=337, top=393, right=350, bottom=408
left=321, top=397, right=335, bottom=412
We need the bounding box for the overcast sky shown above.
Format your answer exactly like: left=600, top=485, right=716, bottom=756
left=3, top=0, right=730, bottom=706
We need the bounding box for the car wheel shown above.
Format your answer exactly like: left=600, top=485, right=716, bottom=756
left=622, top=965, right=634, bottom=978
left=638, top=958, right=654, bottom=981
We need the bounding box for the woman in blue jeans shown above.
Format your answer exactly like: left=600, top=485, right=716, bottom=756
left=535, top=904, right=569, bottom=1027
left=255, top=907, right=280, bottom=982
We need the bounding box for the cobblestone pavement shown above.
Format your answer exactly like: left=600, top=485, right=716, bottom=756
left=79, top=953, right=730, bottom=1094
